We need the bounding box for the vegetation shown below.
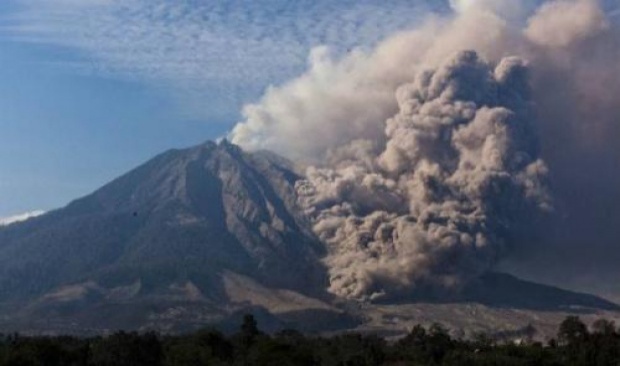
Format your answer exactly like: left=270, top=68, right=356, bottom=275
left=1, top=315, right=620, bottom=365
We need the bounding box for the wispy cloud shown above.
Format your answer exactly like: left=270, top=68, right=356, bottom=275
left=2, top=0, right=446, bottom=120
left=0, top=210, right=45, bottom=226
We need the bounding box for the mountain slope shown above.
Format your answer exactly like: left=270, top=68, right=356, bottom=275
left=0, top=140, right=325, bottom=304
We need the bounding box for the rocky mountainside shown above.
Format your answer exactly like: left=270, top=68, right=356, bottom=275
left=0, top=140, right=617, bottom=337
left=0, top=141, right=325, bottom=304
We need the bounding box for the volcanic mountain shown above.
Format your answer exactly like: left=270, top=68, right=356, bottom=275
left=0, top=141, right=335, bottom=332
left=0, top=140, right=617, bottom=336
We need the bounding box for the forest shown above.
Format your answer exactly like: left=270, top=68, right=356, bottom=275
left=0, top=315, right=619, bottom=366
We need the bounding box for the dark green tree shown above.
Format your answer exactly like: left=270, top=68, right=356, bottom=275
left=90, top=331, right=162, bottom=366
left=558, top=316, right=589, bottom=346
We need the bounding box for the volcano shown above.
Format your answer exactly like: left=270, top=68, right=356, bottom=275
left=0, top=141, right=617, bottom=336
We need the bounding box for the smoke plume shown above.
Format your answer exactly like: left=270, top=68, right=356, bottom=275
left=231, top=0, right=620, bottom=300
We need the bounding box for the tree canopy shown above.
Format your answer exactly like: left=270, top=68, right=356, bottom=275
left=1, top=315, right=619, bottom=366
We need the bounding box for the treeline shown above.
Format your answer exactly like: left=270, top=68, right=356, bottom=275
left=1, top=315, right=619, bottom=365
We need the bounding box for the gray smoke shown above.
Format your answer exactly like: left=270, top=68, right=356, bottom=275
left=507, top=0, right=620, bottom=301
left=295, top=52, right=550, bottom=300
left=231, top=0, right=620, bottom=301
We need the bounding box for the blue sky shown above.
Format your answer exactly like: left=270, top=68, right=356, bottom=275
left=2, top=0, right=617, bottom=218
left=0, top=0, right=449, bottom=217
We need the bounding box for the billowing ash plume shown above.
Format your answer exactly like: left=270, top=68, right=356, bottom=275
left=231, top=0, right=620, bottom=300
left=295, top=52, right=550, bottom=300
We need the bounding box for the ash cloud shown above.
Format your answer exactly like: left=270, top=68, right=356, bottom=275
left=231, top=0, right=620, bottom=300
left=294, top=52, right=550, bottom=300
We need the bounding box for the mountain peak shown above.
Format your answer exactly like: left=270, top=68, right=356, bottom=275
left=0, top=141, right=325, bottom=305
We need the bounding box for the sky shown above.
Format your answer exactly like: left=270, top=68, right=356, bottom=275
left=0, top=0, right=449, bottom=218
left=0, top=0, right=617, bottom=218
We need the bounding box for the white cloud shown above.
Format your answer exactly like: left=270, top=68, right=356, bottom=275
left=3, top=0, right=445, bottom=119
left=0, top=210, right=45, bottom=226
